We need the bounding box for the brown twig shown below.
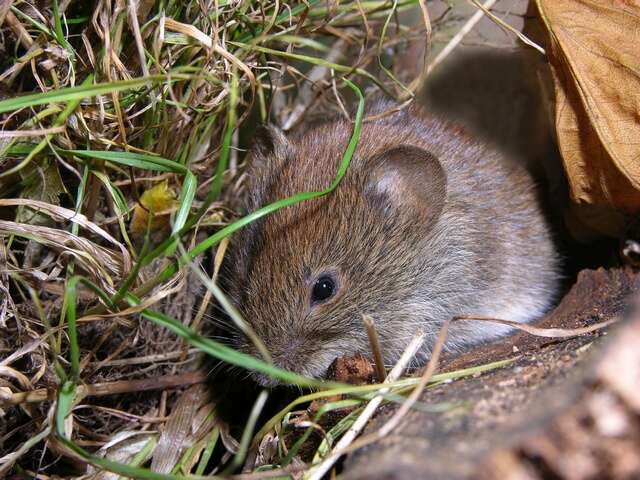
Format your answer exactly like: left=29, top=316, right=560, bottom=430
left=363, top=314, right=387, bottom=383
left=2, top=371, right=207, bottom=406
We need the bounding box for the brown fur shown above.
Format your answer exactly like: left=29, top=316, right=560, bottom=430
left=224, top=100, right=560, bottom=386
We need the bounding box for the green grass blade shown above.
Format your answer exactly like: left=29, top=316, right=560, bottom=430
left=195, top=427, right=219, bottom=476
left=187, top=77, right=363, bottom=258
left=10, top=6, right=53, bottom=37
left=312, top=408, right=361, bottom=463
left=230, top=42, right=380, bottom=85
left=252, top=357, right=516, bottom=444
left=177, top=240, right=273, bottom=363
left=0, top=74, right=192, bottom=114
left=63, top=276, right=116, bottom=379
left=56, top=381, right=76, bottom=436
left=91, top=170, right=134, bottom=253
left=210, top=68, right=238, bottom=201
left=172, top=171, right=197, bottom=235
left=376, top=0, right=413, bottom=96
left=0, top=75, right=94, bottom=179
left=282, top=399, right=361, bottom=466
left=270, top=34, right=331, bottom=52
left=225, top=390, right=269, bottom=473
left=64, top=149, right=189, bottom=173
left=52, top=0, right=75, bottom=58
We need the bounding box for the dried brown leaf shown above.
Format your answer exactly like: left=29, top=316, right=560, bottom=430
left=537, top=0, right=640, bottom=213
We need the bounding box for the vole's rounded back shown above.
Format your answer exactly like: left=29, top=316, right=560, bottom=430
left=225, top=100, right=560, bottom=385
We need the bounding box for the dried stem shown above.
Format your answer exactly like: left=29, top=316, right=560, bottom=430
left=3, top=371, right=207, bottom=406
left=362, top=314, right=387, bottom=383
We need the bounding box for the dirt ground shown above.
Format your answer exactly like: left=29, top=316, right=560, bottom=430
left=342, top=267, right=639, bottom=479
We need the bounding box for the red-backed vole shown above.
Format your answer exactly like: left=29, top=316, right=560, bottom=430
left=224, top=100, right=560, bottom=386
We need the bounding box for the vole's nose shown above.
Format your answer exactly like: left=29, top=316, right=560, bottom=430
left=269, top=338, right=307, bottom=375
left=251, top=360, right=304, bottom=388
left=244, top=333, right=310, bottom=387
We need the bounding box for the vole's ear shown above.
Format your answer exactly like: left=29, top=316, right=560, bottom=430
left=249, top=125, right=290, bottom=170
left=366, top=145, right=447, bottom=225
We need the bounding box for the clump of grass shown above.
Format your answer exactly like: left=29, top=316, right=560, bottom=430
left=0, top=1, right=509, bottom=477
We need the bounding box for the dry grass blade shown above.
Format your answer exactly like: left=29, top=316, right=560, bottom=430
left=0, top=365, right=33, bottom=391
left=0, top=198, right=132, bottom=271
left=469, top=0, right=545, bottom=54
left=429, top=0, right=498, bottom=73
left=281, top=38, right=349, bottom=130
left=375, top=314, right=617, bottom=439
left=0, top=426, right=52, bottom=476
left=127, top=0, right=150, bottom=79
left=377, top=319, right=450, bottom=437
left=0, top=126, right=66, bottom=137
left=363, top=314, right=387, bottom=383
left=405, top=0, right=432, bottom=95
left=88, top=432, right=158, bottom=477
left=453, top=315, right=619, bottom=338
left=0, top=333, right=54, bottom=367
left=163, top=17, right=257, bottom=90
left=150, top=384, right=209, bottom=473
left=0, top=220, right=124, bottom=291
left=306, top=312, right=620, bottom=464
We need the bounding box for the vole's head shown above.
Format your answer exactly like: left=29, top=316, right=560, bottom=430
left=225, top=120, right=447, bottom=386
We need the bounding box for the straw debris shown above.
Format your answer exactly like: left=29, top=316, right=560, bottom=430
left=0, top=1, right=434, bottom=477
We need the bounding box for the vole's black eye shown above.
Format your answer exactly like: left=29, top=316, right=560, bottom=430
left=311, top=275, right=336, bottom=304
